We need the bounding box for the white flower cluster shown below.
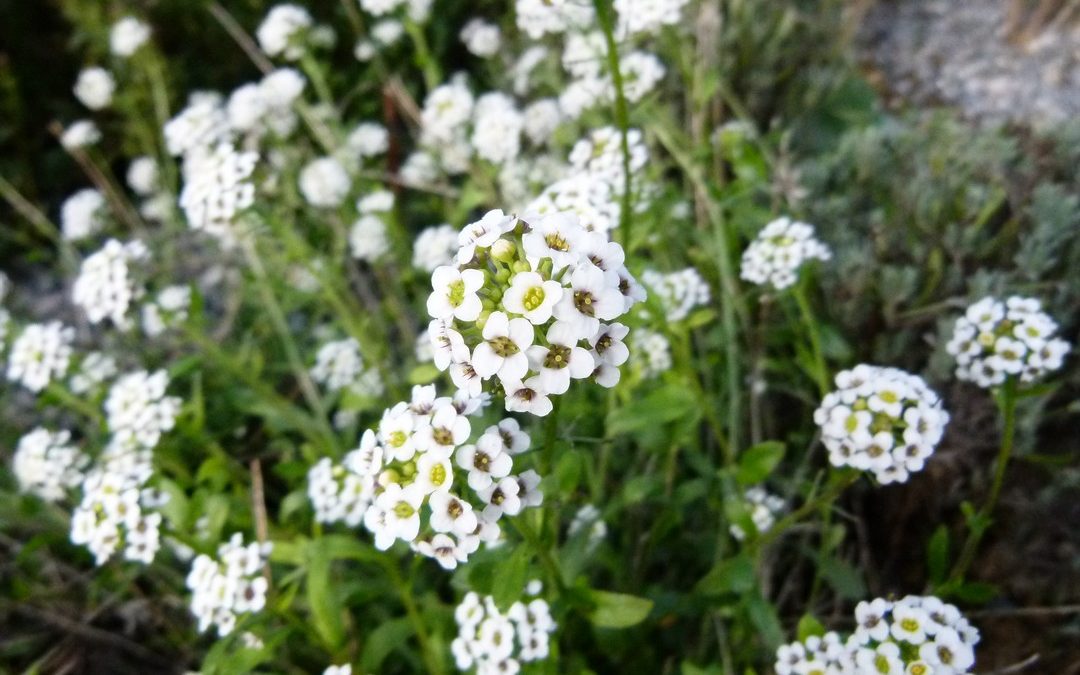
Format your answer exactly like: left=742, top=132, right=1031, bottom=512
left=69, top=351, right=118, bottom=394
left=413, top=224, right=459, bottom=272
left=307, top=385, right=543, bottom=569
left=631, top=328, right=672, bottom=378
left=179, top=143, right=259, bottom=244
left=345, top=122, right=390, bottom=162
left=72, top=239, right=149, bottom=328
left=61, top=188, right=106, bottom=241
left=729, top=487, right=785, bottom=541
left=110, top=16, right=151, bottom=57
left=310, top=338, right=382, bottom=395
left=946, top=296, right=1070, bottom=388
left=614, top=0, right=689, bottom=37
left=6, top=321, right=75, bottom=393
left=226, top=68, right=306, bottom=138
left=186, top=533, right=272, bottom=636
left=525, top=127, right=649, bottom=234
left=642, top=267, right=711, bottom=322
left=558, top=35, right=665, bottom=117
left=61, top=120, right=101, bottom=150
left=105, top=370, right=182, bottom=452
left=142, top=285, right=192, bottom=337
left=349, top=190, right=394, bottom=262
left=515, top=0, right=593, bottom=38
left=256, top=4, right=313, bottom=60
left=567, top=504, right=607, bottom=551
left=127, top=156, right=159, bottom=196
left=814, top=365, right=949, bottom=485
left=323, top=665, right=351, bottom=675
left=776, top=595, right=980, bottom=675
left=460, top=19, right=501, bottom=58
left=70, top=469, right=167, bottom=565
left=13, top=428, right=88, bottom=502
left=451, top=591, right=556, bottom=673
left=74, top=67, right=115, bottom=110
left=740, top=216, right=832, bottom=290
left=299, top=157, right=351, bottom=208
left=164, top=93, right=230, bottom=158
left=427, top=209, right=644, bottom=413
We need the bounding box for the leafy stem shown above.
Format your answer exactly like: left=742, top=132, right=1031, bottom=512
left=791, top=279, right=830, bottom=397
left=592, top=0, right=634, bottom=246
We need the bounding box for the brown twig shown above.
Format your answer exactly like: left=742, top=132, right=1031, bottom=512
left=249, top=457, right=272, bottom=584
left=984, top=653, right=1041, bottom=674
left=207, top=2, right=274, bottom=75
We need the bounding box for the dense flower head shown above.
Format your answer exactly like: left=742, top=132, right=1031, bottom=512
left=71, top=468, right=167, bottom=565
left=945, top=296, right=1070, bottom=388
left=310, top=338, right=381, bottom=394
left=451, top=590, right=556, bottom=673
left=256, top=4, right=313, bottom=60
left=729, top=487, right=785, bottom=541
left=345, top=122, right=390, bottom=161
left=642, top=267, right=711, bottom=322
left=105, top=370, right=182, bottom=450
left=186, top=533, right=273, bottom=636
left=814, top=365, right=949, bottom=484
left=164, top=93, right=230, bottom=158
left=776, top=595, right=980, bottom=675
left=631, top=328, right=672, bottom=379
left=515, top=0, right=594, bottom=38
left=299, top=156, right=351, bottom=208
left=142, top=285, right=192, bottom=337
left=61, top=188, right=107, bottom=241
left=460, top=19, right=501, bottom=58
left=740, top=216, right=832, bottom=290
left=110, top=16, right=151, bottom=57
left=69, top=351, right=119, bottom=394
left=413, top=224, right=460, bottom=272
left=323, top=666, right=351, bottom=675
left=569, top=127, right=648, bottom=187
left=74, top=67, right=115, bottom=110
left=426, top=209, right=644, bottom=413
left=307, top=385, right=542, bottom=569
left=72, top=239, right=150, bottom=328
left=126, top=156, right=159, bottom=196
left=13, top=428, right=89, bottom=502
left=614, top=0, right=690, bottom=37
left=179, top=143, right=258, bottom=243
left=6, top=321, right=75, bottom=393
left=226, top=68, right=306, bottom=137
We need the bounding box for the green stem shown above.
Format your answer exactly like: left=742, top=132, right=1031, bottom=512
left=511, top=516, right=565, bottom=593
left=949, top=377, right=1019, bottom=583
left=752, top=471, right=859, bottom=552
left=592, top=0, right=634, bottom=246
left=383, top=560, right=445, bottom=675
left=792, top=280, right=830, bottom=397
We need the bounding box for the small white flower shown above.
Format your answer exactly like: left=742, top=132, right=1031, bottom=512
left=74, top=67, right=115, bottom=110
left=526, top=321, right=594, bottom=395
left=472, top=311, right=534, bottom=382
left=110, top=17, right=151, bottom=57
left=501, top=376, right=554, bottom=416
left=502, top=271, right=563, bottom=325
left=427, top=266, right=485, bottom=322
left=299, top=157, right=351, bottom=207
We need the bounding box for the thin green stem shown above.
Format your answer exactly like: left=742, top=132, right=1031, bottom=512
left=792, top=281, right=830, bottom=397
left=753, top=471, right=859, bottom=552
left=383, top=560, right=445, bottom=675
left=592, top=0, right=634, bottom=246
left=949, top=377, right=1019, bottom=583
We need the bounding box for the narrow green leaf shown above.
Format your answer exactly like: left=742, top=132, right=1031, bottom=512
left=696, top=554, right=756, bottom=596
left=796, top=614, right=826, bottom=642
left=736, top=441, right=785, bottom=486
left=306, top=540, right=345, bottom=650
left=360, top=617, right=414, bottom=671
left=927, top=525, right=950, bottom=585
left=588, top=590, right=654, bottom=629
left=492, top=546, right=530, bottom=610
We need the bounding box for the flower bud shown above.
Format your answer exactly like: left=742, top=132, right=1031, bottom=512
left=491, top=238, right=516, bottom=263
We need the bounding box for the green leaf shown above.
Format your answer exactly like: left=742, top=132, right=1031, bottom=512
left=492, top=546, right=530, bottom=610
left=606, top=383, right=699, bottom=436
left=927, top=525, right=950, bottom=585
left=588, top=590, right=654, bottom=629
left=736, top=442, right=786, bottom=486
left=407, top=364, right=441, bottom=385
left=555, top=449, right=585, bottom=494
left=306, top=540, right=345, bottom=650
left=796, top=614, right=826, bottom=642
left=360, top=617, right=414, bottom=671
left=696, top=554, right=756, bottom=596
left=816, top=556, right=867, bottom=600
left=745, top=590, right=784, bottom=650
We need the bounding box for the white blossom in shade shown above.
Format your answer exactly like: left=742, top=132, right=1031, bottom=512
left=471, top=93, right=524, bottom=165
left=311, top=338, right=367, bottom=392
left=299, top=157, right=351, bottom=208
left=526, top=173, right=620, bottom=234
left=60, top=119, right=101, bottom=150
left=6, top=322, right=75, bottom=393
left=372, top=20, right=404, bottom=45
left=186, top=533, right=272, bottom=636
left=946, top=296, right=1071, bottom=388
left=516, top=0, right=594, bottom=38
left=729, top=487, right=785, bottom=541
left=105, top=370, right=182, bottom=449
left=349, top=215, right=390, bottom=262
left=407, top=0, right=433, bottom=21
left=72, top=239, right=149, bottom=328
left=179, top=143, right=258, bottom=243
left=142, top=284, right=192, bottom=337
left=322, top=665, right=352, bottom=675
left=511, top=45, right=549, bottom=95
left=568, top=504, right=607, bottom=551
left=620, top=51, right=666, bottom=102
left=307, top=457, right=375, bottom=526
left=139, top=193, right=172, bottom=223
left=420, top=79, right=474, bottom=146
left=569, top=126, right=649, bottom=186
left=642, top=267, right=711, bottom=322
left=164, top=93, right=230, bottom=157
left=452, top=591, right=556, bottom=673
left=460, top=19, right=501, bottom=57
left=777, top=595, right=978, bottom=675
left=353, top=39, right=376, bottom=61
left=256, top=4, right=312, bottom=60
left=69, top=351, right=118, bottom=394
left=357, top=190, right=394, bottom=214
left=110, top=16, right=151, bottom=56
left=13, top=428, right=88, bottom=502
left=614, top=0, right=689, bottom=37
left=126, top=156, right=159, bottom=196
left=60, top=188, right=106, bottom=241
left=73, top=67, right=115, bottom=110
left=522, top=99, right=562, bottom=145
left=346, top=122, right=389, bottom=159
left=0, top=271, right=9, bottom=303
left=360, top=0, right=408, bottom=15
left=814, top=365, right=950, bottom=485
left=240, top=632, right=265, bottom=650
left=70, top=468, right=166, bottom=565
left=632, top=328, right=672, bottom=379
left=399, top=150, right=439, bottom=187
left=413, top=224, right=459, bottom=272
left=740, top=216, right=832, bottom=290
